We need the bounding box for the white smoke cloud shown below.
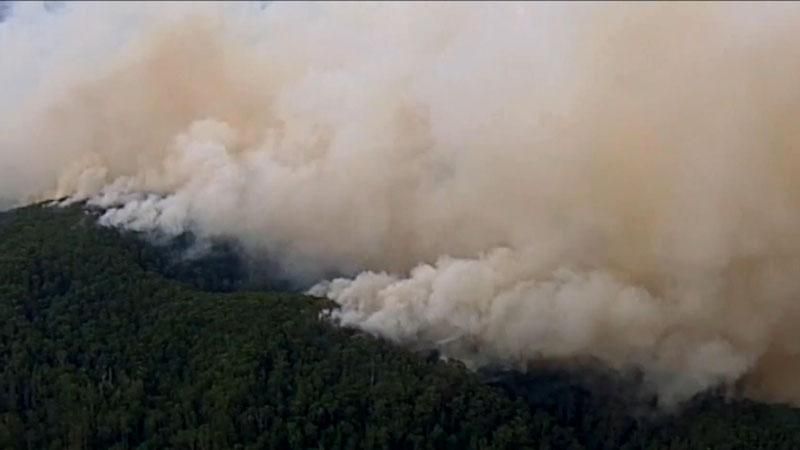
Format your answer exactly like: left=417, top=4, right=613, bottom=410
left=3, top=1, right=800, bottom=406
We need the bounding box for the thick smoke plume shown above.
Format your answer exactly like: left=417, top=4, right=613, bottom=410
left=4, top=1, right=800, bottom=407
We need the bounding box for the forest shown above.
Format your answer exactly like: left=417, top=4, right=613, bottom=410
left=1, top=203, right=800, bottom=449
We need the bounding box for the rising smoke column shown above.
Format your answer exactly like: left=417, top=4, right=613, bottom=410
left=3, top=2, right=800, bottom=406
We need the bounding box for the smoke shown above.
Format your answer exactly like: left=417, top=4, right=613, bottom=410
left=4, top=1, right=800, bottom=407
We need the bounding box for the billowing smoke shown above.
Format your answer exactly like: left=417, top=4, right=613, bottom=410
left=4, top=1, right=800, bottom=407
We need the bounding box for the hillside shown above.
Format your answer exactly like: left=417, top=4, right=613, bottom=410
left=1, top=204, right=800, bottom=449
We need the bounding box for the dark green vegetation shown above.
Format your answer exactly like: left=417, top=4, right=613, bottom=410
left=1, top=203, right=800, bottom=449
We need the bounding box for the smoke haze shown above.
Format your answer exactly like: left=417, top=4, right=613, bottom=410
left=3, top=1, right=800, bottom=407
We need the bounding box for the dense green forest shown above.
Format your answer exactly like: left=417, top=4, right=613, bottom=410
left=1, top=203, right=800, bottom=449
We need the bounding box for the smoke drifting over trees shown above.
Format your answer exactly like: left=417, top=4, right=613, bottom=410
left=4, top=2, right=800, bottom=406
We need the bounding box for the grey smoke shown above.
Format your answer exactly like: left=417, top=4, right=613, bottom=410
left=3, top=2, right=800, bottom=407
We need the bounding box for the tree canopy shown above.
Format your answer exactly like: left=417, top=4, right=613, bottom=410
left=1, top=204, right=799, bottom=449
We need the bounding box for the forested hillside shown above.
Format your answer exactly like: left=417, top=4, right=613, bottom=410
left=1, top=204, right=800, bottom=449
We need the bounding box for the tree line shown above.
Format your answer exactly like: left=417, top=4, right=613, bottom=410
left=1, top=204, right=799, bottom=449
